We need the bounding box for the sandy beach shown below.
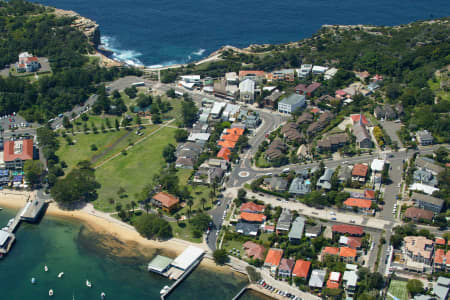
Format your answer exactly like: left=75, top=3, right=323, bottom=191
left=0, top=190, right=233, bottom=273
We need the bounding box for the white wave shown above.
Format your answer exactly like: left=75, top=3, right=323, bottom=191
left=100, top=35, right=144, bottom=67
left=192, top=48, right=206, bottom=56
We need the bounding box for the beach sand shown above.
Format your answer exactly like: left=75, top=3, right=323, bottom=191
left=0, top=191, right=231, bottom=273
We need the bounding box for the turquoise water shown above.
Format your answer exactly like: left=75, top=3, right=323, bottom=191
left=0, top=208, right=250, bottom=299
left=30, top=0, right=450, bottom=66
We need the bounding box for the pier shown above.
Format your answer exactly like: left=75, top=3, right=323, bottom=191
left=0, top=195, right=46, bottom=257
left=232, top=286, right=249, bottom=300
left=160, top=257, right=202, bottom=299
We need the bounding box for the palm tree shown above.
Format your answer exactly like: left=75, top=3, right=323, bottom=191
left=209, top=190, right=215, bottom=203
left=125, top=203, right=132, bottom=220
left=131, top=200, right=137, bottom=215
left=143, top=202, right=150, bottom=214
left=200, top=197, right=207, bottom=210
left=157, top=208, right=163, bottom=218
left=175, top=213, right=181, bottom=224
left=187, top=199, right=194, bottom=218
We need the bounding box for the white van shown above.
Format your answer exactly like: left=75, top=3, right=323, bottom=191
left=282, top=168, right=290, bottom=173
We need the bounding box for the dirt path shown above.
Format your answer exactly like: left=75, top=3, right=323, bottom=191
left=91, top=130, right=133, bottom=163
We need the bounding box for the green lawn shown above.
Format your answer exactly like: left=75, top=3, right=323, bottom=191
left=93, top=126, right=176, bottom=211
left=170, top=221, right=202, bottom=243
left=256, top=155, right=271, bottom=168
left=222, top=238, right=245, bottom=259
left=388, top=280, right=409, bottom=300
left=428, top=78, right=450, bottom=101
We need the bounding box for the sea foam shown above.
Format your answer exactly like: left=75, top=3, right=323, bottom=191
left=100, top=35, right=144, bottom=67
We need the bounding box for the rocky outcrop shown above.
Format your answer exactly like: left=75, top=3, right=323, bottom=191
left=51, top=8, right=100, bottom=48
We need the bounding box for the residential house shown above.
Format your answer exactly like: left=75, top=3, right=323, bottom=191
left=433, top=277, right=450, bottom=300
left=288, top=216, right=305, bottom=243
left=296, top=112, right=313, bottom=125
left=326, top=272, right=341, bottom=289
left=404, top=236, right=434, bottom=265
left=245, top=113, right=261, bottom=129
left=16, top=52, right=40, bottom=72
left=151, top=192, right=179, bottom=213
left=295, top=83, right=321, bottom=97
left=222, top=103, right=240, bottom=122
left=225, top=72, right=238, bottom=85
left=263, top=177, right=288, bottom=192
left=416, top=130, right=434, bottom=146
left=321, top=246, right=340, bottom=260
left=3, top=139, right=34, bottom=170
left=410, top=183, right=439, bottom=195
left=278, top=94, right=306, bottom=114
left=343, top=198, right=373, bottom=214
left=187, top=132, right=211, bottom=145
left=213, top=79, right=229, bottom=99
left=312, top=66, right=328, bottom=75
left=265, top=139, right=287, bottom=161
left=281, top=122, right=304, bottom=143
left=297, top=64, right=313, bottom=78
left=264, top=248, right=283, bottom=276
left=324, top=67, right=338, bottom=80
left=411, top=192, right=444, bottom=213
left=374, top=105, right=396, bottom=120
left=339, top=236, right=362, bottom=250
left=305, top=224, right=322, bottom=238
left=239, top=79, right=255, bottom=103
left=264, top=91, right=283, bottom=109
left=340, top=247, right=357, bottom=263
left=413, top=169, right=438, bottom=187
left=288, top=177, right=311, bottom=195
left=175, top=157, right=195, bottom=169
left=297, top=144, right=312, bottom=160
left=292, top=259, right=311, bottom=280
left=316, top=168, right=334, bottom=190
left=343, top=270, right=358, bottom=294
left=338, top=166, right=352, bottom=183
left=352, top=115, right=372, bottom=148
left=317, top=133, right=349, bottom=152
left=236, top=222, right=261, bottom=236
left=308, top=269, right=326, bottom=290
left=404, top=207, right=434, bottom=222
left=271, top=69, right=295, bottom=82
left=371, top=159, right=385, bottom=173
left=243, top=241, right=266, bottom=261
left=317, top=94, right=336, bottom=104
left=211, top=102, right=226, bottom=119
left=276, top=209, right=293, bottom=233
left=240, top=202, right=265, bottom=214
left=352, top=164, right=369, bottom=182
left=239, top=70, right=266, bottom=83
left=217, top=147, right=231, bottom=161
left=278, top=258, right=295, bottom=278
left=332, top=224, right=364, bottom=237
left=433, top=249, right=450, bottom=273
left=354, top=71, right=370, bottom=81
left=415, top=156, right=445, bottom=176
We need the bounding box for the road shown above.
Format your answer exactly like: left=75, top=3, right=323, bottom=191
left=50, top=94, right=98, bottom=130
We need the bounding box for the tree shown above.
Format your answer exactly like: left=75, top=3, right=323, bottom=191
left=62, top=116, right=71, bottom=128
left=115, top=118, right=120, bottom=131
left=174, top=129, right=189, bottom=142
left=407, top=279, right=424, bottom=296
left=24, top=160, right=44, bottom=185
left=237, top=188, right=247, bottom=201
left=131, top=200, right=137, bottom=214
left=143, top=201, right=150, bottom=214
left=213, top=249, right=229, bottom=265
left=187, top=198, right=194, bottom=216
left=162, top=144, right=176, bottom=163
left=166, top=88, right=176, bottom=98
left=180, top=100, right=198, bottom=127
left=134, top=214, right=172, bottom=240
left=200, top=197, right=207, bottom=209
left=152, top=111, right=162, bottom=124
left=175, top=213, right=181, bottom=224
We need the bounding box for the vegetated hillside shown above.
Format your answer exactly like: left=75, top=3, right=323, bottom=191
left=162, top=17, right=450, bottom=141
left=0, top=0, right=141, bottom=122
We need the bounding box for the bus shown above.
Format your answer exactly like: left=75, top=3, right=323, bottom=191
left=131, top=82, right=145, bottom=87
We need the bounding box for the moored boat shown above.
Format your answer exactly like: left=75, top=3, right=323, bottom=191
left=44, top=265, right=48, bottom=272
left=57, top=272, right=64, bottom=278
left=86, top=280, right=92, bottom=288
left=31, top=277, right=36, bottom=284
left=49, top=289, right=54, bottom=296
left=160, top=285, right=170, bottom=295
left=100, top=292, right=106, bottom=299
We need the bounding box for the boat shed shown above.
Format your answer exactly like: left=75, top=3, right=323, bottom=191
left=148, top=255, right=173, bottom=275
left=171, top=246, right=205, bottom=271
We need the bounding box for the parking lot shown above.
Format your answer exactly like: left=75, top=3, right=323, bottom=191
left=0, top=113, right=30, bottom=131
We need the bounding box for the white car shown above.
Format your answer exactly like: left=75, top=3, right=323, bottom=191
left=330, top=211, right=336, bottom=215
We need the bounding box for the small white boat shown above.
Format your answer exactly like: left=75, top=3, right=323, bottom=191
left=57, top=272, right=64, bottom=278
left=100, top=292, right=106, bottom=299
left=86, top=280, right=92, bottom=288
left=160, top=285, right=170, bottom=295
left=31, top=277, right=36, bottom=284
left=49, top=289, right=54, bottom=296
left=44, top=265, right=48, bottom=272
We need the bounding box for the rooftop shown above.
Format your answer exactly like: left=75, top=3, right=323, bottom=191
left=3, top=139, right=33, bottom=162
left=288, top=216, right=305, bottom=240
left=279, top=94, right=306, bottom=106
left=171, top=246, right=205, bottom=270
left=240, top=212, right=266, bottom=223
left=152, top=192, right=179, bottom=208
left=292, top=259, right=311, bottom=278
left=404, top=236, right=433, bottom=259
left=264, top=248, right=283, bottom=267
left=404, top=207, right=434, bottom=220
left=332, top=224, right=364, bottom=236
left=352, top=164, right=368, bottom=177
left=344, top=198, right=372, bottom=209
left=240, top=202, right=265, bottom=213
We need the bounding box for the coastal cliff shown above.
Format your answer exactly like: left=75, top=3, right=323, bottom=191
left=51, top=8, right=100, bottom=48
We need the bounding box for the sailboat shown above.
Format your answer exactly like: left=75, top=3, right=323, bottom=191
left=100, top=292, right=106, bottom=299
left=44, top=265, right=48, bottom=272
left=86, top=280, right=92, bottom=288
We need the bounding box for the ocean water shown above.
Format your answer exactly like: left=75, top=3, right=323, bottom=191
left=31, top=0, right=450, bottom=67
left=0, top=208, right=249, bottom=299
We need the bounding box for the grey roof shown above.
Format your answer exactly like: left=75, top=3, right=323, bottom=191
left=437, top=277, right=450, bottom=287
left=413, top=295, right=434, bottom=300
left=305, top=224, right=322, bottom=237
left=279, top=94, right=306, bottom=106
left=288, top=177, right=311, bottom=195
left=433, top=283, right=449, bottom=300
left=415, top=157, right=445, bottom=175
left=317, top=168, right=334, bottom=190
left=288, top=216, right=305, bottom=240
left=276, top=209, right=293, bottom=231
left=264, top=177, right=288, bottom=191
left=239, top=79, right=255, bottom=93
left=353, top=122, right=371, bottom=143
left=411, top=192, right=444, bottom=207
left=413, top=169, right=438, bottom=186
left=417, top=130, right=433, bottom=141
left=343, top=270, right=358, bottom=287
left=236, top=221, right=260, bottom=236
left=309, top=269, right=326, bottom=288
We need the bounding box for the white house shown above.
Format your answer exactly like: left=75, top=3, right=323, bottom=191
left=278, top=94, right=306, bottom=114
left=17, top=52, right=40, bottom=73
left=239, top=79, right=255, bottom=103
left=312, top=66, right=328, bottom=75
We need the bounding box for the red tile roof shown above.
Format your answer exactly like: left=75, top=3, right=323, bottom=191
left=352, top=164, right=368, bottom=177
left=335, top=90, right=347, bottom=96
left=3, top=139, right=33, bottom=162
left=326, top=280, right=340, bottom=289
left=364, top=189, right=375, bottom=200
left=322, top=246, right=339, bottom=256
left=292, top=260, right=311, bottom=278
left=404, top=207, right=434, bottom=220
left=264, top=248, right=283, bottom=267
left=240, top=212, right=265, bottom=223
left=217, top=147, right=231, bottom=161
left=332, top=224, right=364, bottom=236
left=435, top=238, right=446, bottom=245
left=351, top=114, right=369, bottom=125
left=152, top=192, right=179, bottom=208
left=240, top=202, right=265, bottom=213
left=339, top=247, right=357, bottom=257
left=342, top=236, right=362, bottom=249
left=218, top=140, right=237, bottom=149
left=243, top=241, right=266, bottom=260
left=344, top=198, right=372, bottom=209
